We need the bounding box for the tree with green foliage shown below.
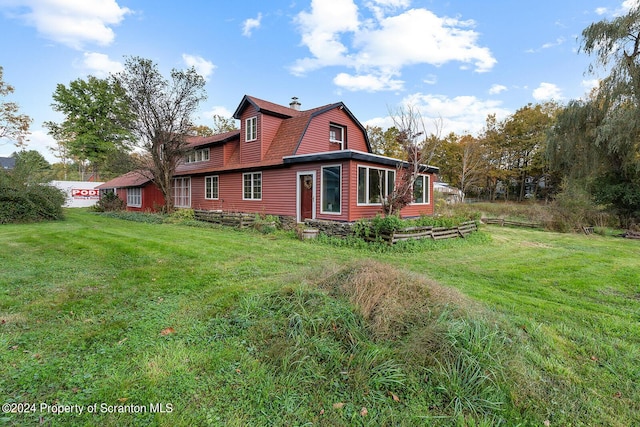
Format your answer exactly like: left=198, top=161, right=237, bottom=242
left=367, top=125, right=403, bottom=158
left=113, top=56, right=207, bottom=213
left=45, top=75, right=134, bottom=181
left=548, top=5, right=640, bottom=225
left=501, top=103, right=557, bottom=201
left=12, top=150, right=52, bottom=184
left=0, top=66, right=32, bottom=148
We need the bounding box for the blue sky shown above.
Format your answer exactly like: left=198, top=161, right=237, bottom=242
left=0, top=0, right=636, bottom=162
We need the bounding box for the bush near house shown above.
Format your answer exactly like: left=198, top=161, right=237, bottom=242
left=0, top=171, right=65, bottom=223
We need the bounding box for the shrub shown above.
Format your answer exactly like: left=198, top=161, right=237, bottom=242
left=92, top=191, right=125, bottom=212
left=0, top=173, right=65, bottom=223
left=164, top=208, right=195, bottom=223
left=548, top=185, right=616, bottom=232
left=253, top=214, right=280, bottom=234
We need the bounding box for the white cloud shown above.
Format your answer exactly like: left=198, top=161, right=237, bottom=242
left=423, top=74, right=437, bottom=85
left=489, top=84, right=507, bottom=95
left=242, top=12, right=262, bottom=37
left=582, top=78, right=599, bottom=91
left=365, top=92, right=511, bottom=136
left=291, top=0, right=360, bottom=75
left=526, top=37, right=565, bottom=53
left=333, top=71, right=403, bottom=91
left=291, top=1, right=496, bottom=92
left=532, top=82, right=562, bottom=101
left=1, top=0, right=131, bottom=49
left=79, top=52, right=123, bottom=77
left=182, top=54, right=216, bottom=81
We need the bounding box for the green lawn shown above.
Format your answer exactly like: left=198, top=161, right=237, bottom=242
left=1, top=210, right=638, bottom=426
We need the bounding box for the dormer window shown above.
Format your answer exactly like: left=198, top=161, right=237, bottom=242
left=185, top=148, right=210, bottom=163
left=246, top=116, right=257, bottom=142
left=329, top=124, right=344, bottom=149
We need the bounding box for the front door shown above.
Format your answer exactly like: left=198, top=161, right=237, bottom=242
left=299, top=174, right=314, bottom=221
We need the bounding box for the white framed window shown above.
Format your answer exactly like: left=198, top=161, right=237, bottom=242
left=413, top=174, right=430, bottom=204
left=243, top=172, right=262, bottom=200
left=321, top=165, right=341, bottom=214
left=246, top=116, right=257, bottom=142
left=329, top=124, right=344, bottom=148
left=357, top=166, right=396, bottom=205
left=185, top=148, right=210, bottom=163
left=173, top=177, right=191, bottom=208
left=205, top=175, right=219, bottom=200
left=126, top=187, right=142, bottom=207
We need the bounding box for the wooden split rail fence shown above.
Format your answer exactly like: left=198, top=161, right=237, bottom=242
left=193, top=210, right=256, bottom=228
left=368, top=220, right=478, bottom=245
left=481, top=218, right=542, bottom=229
left=624, top=230, right=640, bottom=240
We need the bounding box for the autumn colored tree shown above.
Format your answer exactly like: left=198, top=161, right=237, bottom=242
left=367, top=125, right=403, bottom=158
left=0, top=66, right=32, bottom=148
left=212, top=114, right=238, bottom=133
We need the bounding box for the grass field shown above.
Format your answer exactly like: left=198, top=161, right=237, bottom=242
left=1, top=210, right=638, bottom=426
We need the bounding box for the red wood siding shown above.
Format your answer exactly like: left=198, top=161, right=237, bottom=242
left=239, top=106, right=262, bottom=164
left=296, top=108, right=369, bottom=155
left=115, top=183, right=165, bottom=212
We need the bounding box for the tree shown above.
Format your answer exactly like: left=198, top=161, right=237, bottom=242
left=212, top=114, right=238, bottom=133
left=45, top=75, right=134, bottom=181
left=367, top=125, right=403, bottom=158
left=113, top=56, right=207, bottom=213
left=500, top=103, right=557, bottom=201
left=382, top=105, right=441, bottom=216
left=549, top=4, right=640, bottom=225
left=458, top=135, right=486, bottom=202
left=0, top=66, right=32, bottom=148
left=12, top=150, right=52, bottom=184
left=430, top=132, right=462, bottom=185
left=190, top=125, right=214, bottom=137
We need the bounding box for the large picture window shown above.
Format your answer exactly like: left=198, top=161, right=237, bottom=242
left=321, top=165, right=341, bottom=214
left=246, top=116, right=257, bottom=142
left=413, top=175, right=430, bottom=204
left=127, top=187, right=141, bottom=207
left=243, top=172, right=262, bottom=200
left=173, top=177, right=191, bottom=208
left=357, top=166, right=395, bottom=204
left=205, top=175, right=219, bottom=200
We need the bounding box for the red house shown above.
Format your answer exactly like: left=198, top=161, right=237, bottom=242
left=100, top=95, right=438, bottom=222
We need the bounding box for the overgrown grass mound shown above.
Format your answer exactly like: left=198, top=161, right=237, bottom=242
left=317, top=260, right=472, bottom=340
left=206, top=260, right=516, bottom=424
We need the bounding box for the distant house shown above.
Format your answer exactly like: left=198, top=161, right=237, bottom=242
left=0, top=157, right=15, bottom=170
left=100, top=95, right=439, bottom=221
left=97, top=171, right=164, bottom=212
